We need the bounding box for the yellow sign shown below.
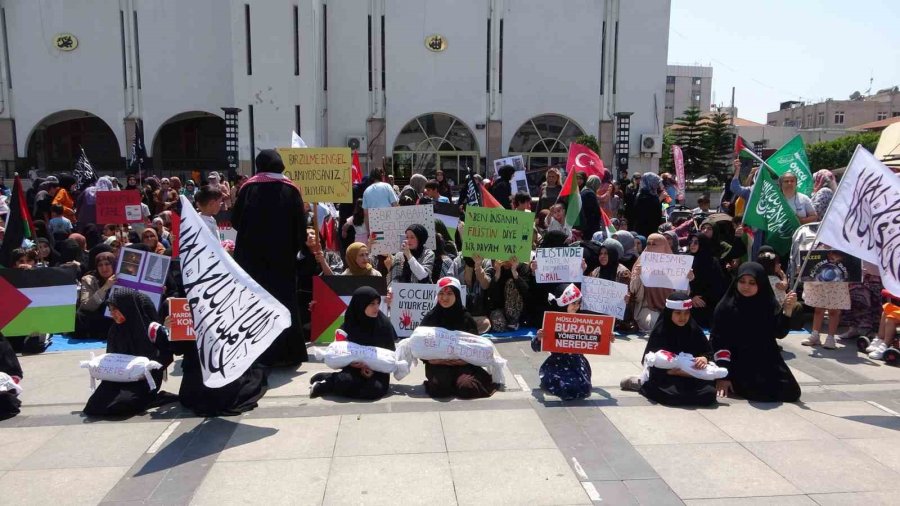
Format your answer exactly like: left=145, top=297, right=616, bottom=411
left=54, top=33, right=78, bottom=51
left=425, top=34, right=447, bottom=52
left=277, top=147, right=353, bottom=203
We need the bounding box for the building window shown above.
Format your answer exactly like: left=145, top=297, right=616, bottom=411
left=877, top=112, right=888, bottom=121
left=392, top=113, right=479, bottom=185
left=893, top=112, right=900, bottom=118
left=508, top=114, right=585, bottom=171
left=693, top=77, right=702, bottom=86
left=806, top=114, right=813, bottom=128
left=666, top=76, right=676, bottom=84
left=817, top=112, right=824, bottom=126
left=834, top=111, right=844, bottom=125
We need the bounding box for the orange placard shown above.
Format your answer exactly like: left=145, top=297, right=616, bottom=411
left=541, top=312, right=614, bottom=355
left=168, top=298, right=195, bottom=341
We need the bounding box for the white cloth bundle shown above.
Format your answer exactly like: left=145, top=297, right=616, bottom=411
left=79, top=353, right=163, bottom=391
left=0, top=372, right=22, bottom=395
left=394, top=326, right=507, bottom=385
left=311, top=341, right=410, bottom=380
left=641, top=350, right=728, bottom=383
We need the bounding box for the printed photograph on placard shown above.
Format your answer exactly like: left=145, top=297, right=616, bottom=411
left=117, top=248, right=144, bottom=281
left=800, top=249, right=862, bottom=282
left=141, top=254, right=171, bottom=286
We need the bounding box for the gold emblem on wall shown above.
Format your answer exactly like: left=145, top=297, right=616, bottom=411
left=425, top=34, right=447, bottom=52
left=54, top=33, right=78, bottom=51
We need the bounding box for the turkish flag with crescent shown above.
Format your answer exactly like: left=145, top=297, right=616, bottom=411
left=351, top=150, right=362, bottom=184
left=565, top=142, right=605, bottom=180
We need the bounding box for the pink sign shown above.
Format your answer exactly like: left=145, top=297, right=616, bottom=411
left=672, top=145, right=685, bottom=201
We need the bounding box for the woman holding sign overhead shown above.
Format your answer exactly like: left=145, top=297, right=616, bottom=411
left=630, top=234, right=683, bottom=332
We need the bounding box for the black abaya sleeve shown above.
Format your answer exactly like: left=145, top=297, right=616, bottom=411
left=709, top=310, right=735, bottom=368
left=0, top=336, right=23, bottom=378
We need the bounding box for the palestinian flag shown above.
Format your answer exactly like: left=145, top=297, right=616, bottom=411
left=600, top=208, right=616, bottom=239
left=311, top=275, right=387, bottom=343
left=481, top=185, right=502, bottom=208
left=0, top=266, right=78, bottom=335
left=735, top=136, right=756, bottom=160
left=558, top=168, right=582, bottom=228
left=0, top=176, right=34, bottom=268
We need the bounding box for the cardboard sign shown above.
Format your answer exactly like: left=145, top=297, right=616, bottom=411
left=581, top=277, right=628, bottom=320
left=167, top=298, right=195, bottom=341
left=368, top=205, right=436, bottom=256
left=799, top=250, right=862, bottom=282
left=390, top=282, right=467, bottom=337
left=96, top=190, right=143, bottom=224
left=277, top=147, right=353, bottom=203
left=541, top=312, right=614, bottom=355
left=639, top=252, right=693, bottom=290
left=462, top=206, right=533, bottom=261
left=535, top=247, right=583, bottom=283
left=106, top=248, right=171, bottom=317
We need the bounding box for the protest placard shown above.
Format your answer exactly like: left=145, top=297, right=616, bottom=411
left=799, top=249, right=862, bottom=282
left=639, top=252, right=693, bottom=290
left=106, top=247, right=171, bottom=316
left=167, top=298, right=195, bottom=341
left=390, top=282, right=468, bottom=337
left=535, top=247, right=583, bottom=283
left=493, top=155, right=529, bottom=194
left=277, top=147, right=353, bottom=203
left=311, top=276, right=388, bottom=343
left=541, top=312, right=614, bottom=355
left=462, top=206, right=533, bottom=261
left=368, top=205, right=436, bottom=256
left=433, top=201, right=461, bottom=231
left=581, top=277, right=628, bottom=320
left=96, top=190, right=143, bottom=224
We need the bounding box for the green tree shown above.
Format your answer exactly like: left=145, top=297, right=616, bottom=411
left=660, top=128, right=675, bottom=172
left=702, top=112, right=734, bottom=185
left=807, top=132, right=880, bottom=171
left=672, top=107, right=707, bottom=178
left=574, top=134, right=600, bottom=154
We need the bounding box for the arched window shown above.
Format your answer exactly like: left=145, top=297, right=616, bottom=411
left=508, top=114, right=585, bottom=170
left=392, top=113, right=479, bottom=187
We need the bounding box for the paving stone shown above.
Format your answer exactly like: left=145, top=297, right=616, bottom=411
left=808, top=491, right=898, bottom=505
left=192, top=458, right=330, bottom=505
left=333, top=411, right=445, bottom=456
left=324, top=453, right=456, bottom=505
left=637, top=442, right=800, bottom=499
left=601, top=406, right=732, bottom=445
left=585, top=360, right=643, bottom=387
left=743, top=440, right=886, bottom=494
left=449, top=449, right=591, bottom=505
left=585, top=480, right=638, bottom=505
left=0, top=425, right=63, bottom=469
left=0, top=466, right=128, bottom=506
left=17, top=421, right=168, bottom=469
left=441, top=409, right=555, bottom=452
left=697, top=403, right=834, bottom=442
left=217, top=416, right=339, bottom=462
left=842, top=438, right=900, bottom=473
left=787, top=365, right=820, bottom=384
left=683, top=495, right=816, bottom=505
left=789, top=401, right=900, bottom=439
left=622, top=478, right=685, bottom=506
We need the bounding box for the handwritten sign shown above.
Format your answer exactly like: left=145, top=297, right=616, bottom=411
left=639, top=252, right=693, bottom=290
left=368, top=205, right=436, bottom=256
left=96, top=190, right=142, bottom=224
left=462, top=206, right=533, bottom=261
left=581, top=277, right=628, bottom=320
left=541, top=312, right=614, bottom=355
left=390, top=283, right=467, bottom=337
left=277, top=147, right=353, bottom=203
left=167, top=298, right=195, bottom=341
left=535, top=247, right=583, bottom=283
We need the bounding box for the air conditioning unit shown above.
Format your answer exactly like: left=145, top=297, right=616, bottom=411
left=346, top=135, right=368, bottom=153
left=640, top=134, right=662, bottom=155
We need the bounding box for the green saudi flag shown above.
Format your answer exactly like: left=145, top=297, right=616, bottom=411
left=743, top=166, right=801, bottom=256
left=764, top=135, right=813, bottom=196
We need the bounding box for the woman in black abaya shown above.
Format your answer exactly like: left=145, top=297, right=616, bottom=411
left=639, top=293, right=717, bottom=406
left=0, top=333, right=23, bottom=420
left=309, top=287, right=397, bottom=400
left=82, top=288, right=174, bottom=417
left=710, top=262, right=801, bottom=402
left=686, top=233, right=728, bottom=328
left=421, top=277, right=497, bottom=399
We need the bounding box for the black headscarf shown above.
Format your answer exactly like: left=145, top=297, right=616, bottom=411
left=540, top=230, right=568, bottom=249
left=36, top=237, right=61, bottom=266
left=644, top=292, right=710, bottom=358
left=716, top=262, right=779, bottom=319
left=401, top=224, right=429, bottom=281
left=57, top=238, right=84, bottom=265
left=255, top=149, right=286, bottom=174
left=594, top=245, right=621, bottom=281
left=340, top=287, right=396, bottom=349
left=688, top=233, right=727, bottom=306
left=87, top=243, right=114, bottom=272
left=106, top=287, right=168, bottom=363
left=420, top=283, right=478, bottom=334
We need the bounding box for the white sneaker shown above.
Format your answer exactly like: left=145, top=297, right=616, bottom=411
left=802, top=331, right=821, bottom=347
left=866, top=338, right=884, bottom=353
left=868, top=342, right=887, bottom=360
left=823, top=335, right=837, bottom=350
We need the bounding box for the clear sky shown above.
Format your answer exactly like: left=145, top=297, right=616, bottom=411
left=668, top=0, right=900, bottom=123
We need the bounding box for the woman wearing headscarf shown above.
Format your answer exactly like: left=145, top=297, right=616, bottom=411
left=0, top=333, right=23, bottom=420
left=309, top=287, right=396, bottom=400
left=538, top=167, right=563, bottom=213
left=35, top=237, right=60, bottom=267
left=75, top=251, right=117, bottom=339
left=421, top=277, right=498, bottom=399
left=431, top=232, right=455, bottom=283
left=589, top=239, right=631, bottom=285
left=488, top=253, right=530, bottom=331
left=686, top=233, right=728, bottom=328
left=632, top=173, right=663, bottom=239
left=710, top=262, right=801, bottom=402
left=57, top=238, right=85, bottom=273
left=181, top=179, right=198, bottom=205
left=82, top=288, right=174, bottom=417
left=341, top=242, right=382, bottom=276
left=524, top=230, right=569, bottom=328
left=490, top=165, right=516, bottom=209
left=76, top=176, right=115, bottom=232
left=141, top=228, right=167, bottom=255
left=450, top=254, right=494, bottom=334
left=630, top=234, right=683, bottom=332
left=635, top=293, right=717, bottom=406
left=612, top=230, right=638, bottom=270
left=576, top=175, right=603, bottom=239
left=811, top=169, right=837, bottom=219
left=399, top=174, right=428, bottom=204
left=386, top=224, right=434, bottom=285
left=435, top=170, right=452, bottom=199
